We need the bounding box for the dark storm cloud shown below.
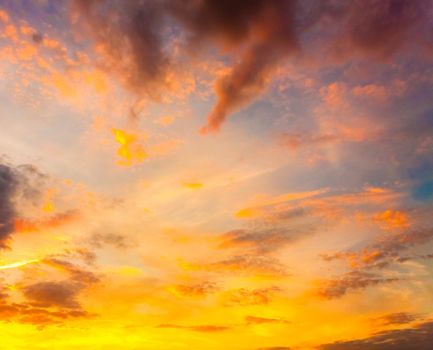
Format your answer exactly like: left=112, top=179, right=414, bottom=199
left=0, top=163, right=19, bottom=248
left=72, top=0, right=432, bottom=132
left=187, top=0, right=299, bottom=133
left=318, top=320, right=433, bottom=350
left=73, top=0, right=169, bottom=99
left=0, top=158, right=52, bottom=248
left=329, top=0, right=430, bottom=60
left=0, top=161, right=46, bottom=248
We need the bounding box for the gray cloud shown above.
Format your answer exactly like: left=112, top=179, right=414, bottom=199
left=89, top=232, right=130, bottom=249
left=0, top=163, right=19, bottom=248
left=218, top=227, right=307, bottom=254
left=317, top=271, right=399, bottom=299
left=23, top=281, right=83, bottom=309
left=373, top=312, right=420, bottom=326
left=318, top=320, right=433, bottom=350
left=0, top=160, right=49, bottom=248
left=323, top=228, right=433, bottom=270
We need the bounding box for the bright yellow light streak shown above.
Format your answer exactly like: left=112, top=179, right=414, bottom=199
left=0, top=259, right=39, bottom=270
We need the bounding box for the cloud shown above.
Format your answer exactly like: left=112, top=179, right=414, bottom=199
left=322, top=227, right=433, bottom=270
left=23, top=281, right=83, bottom=309
left=373, top=312, right=420, bottom=326
left=72, top=0, right=298, bottom=132
left=373, top=209, right=409, bottom=229
left=0, top=299, right=92, bottom=327
left=220, top=287, right=280, bottom=306
left=89, top=232, right=129, bottom=249
left=245, top=315, right=290, bottom=325
left=0, top=257, right=100, bottom=327
left=0, top=161, right=47, bottom=248
left=327, top=0, right=431, bottom=60
left=42, top=258, right=100, bottom=284
left=235, top=188, right=326, bottom=220
left=236, top=187, right=400, bottom=226
left=166, top=281, right=218, bottom=298
left=218, top=227, right=306, bottom=254
left=318, top=320, right=433, bottom=350
left=14, top=211, right=78, bottom=233
left=112, top=129, right=147, bottom=166
left=183, top=254, right=288, bottom=277
left=0, top=163, right=19, bottom=248
left=278, top=133, right=339, bottom=151
left=71, top=0, right=432, bottom=133
left=157, top=323, right=232, bottom=332
left=0, top=276, right=93, bottom=327
left=317, top=227, right=433, bottom=299
left=195, top=0, right=299, bottom=133
left=72, top=0, right=170, bottom=99
left=316, top=270, right=399, bottom=299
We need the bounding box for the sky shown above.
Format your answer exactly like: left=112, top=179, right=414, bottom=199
left=0, top=0, right=433, bottom=349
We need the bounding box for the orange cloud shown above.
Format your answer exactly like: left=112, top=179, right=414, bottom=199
left=180, top=255, right=288, bottom=277
left=0, top=10, right=9, bottom=23
left=374, top=210, right=409, bottom=229
left=315, top=271, right=399, bottom=299
left=165, top=282, right=217, bottom=298
left=352, top=83, right=389, bottom=103
left=220, top=287, right=280, bottom=306
left=245, top=315, right=290, bottom=325
left=14, top=211, right=78, bottom=233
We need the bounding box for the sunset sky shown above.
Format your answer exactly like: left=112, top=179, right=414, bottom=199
left=0, top=1, right=433, bottom=349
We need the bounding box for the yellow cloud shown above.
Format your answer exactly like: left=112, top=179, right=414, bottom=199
left=112, top=128, right=147, bottom=166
